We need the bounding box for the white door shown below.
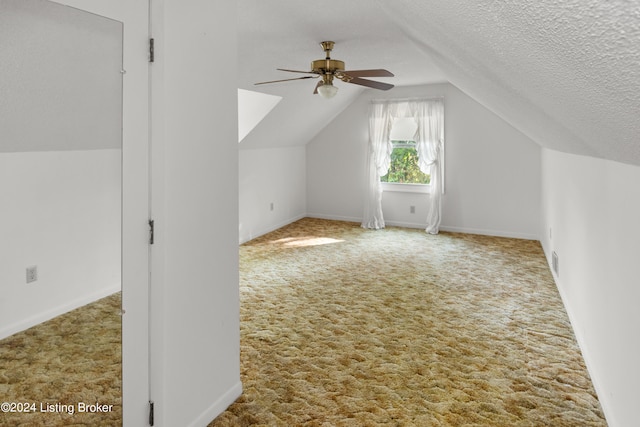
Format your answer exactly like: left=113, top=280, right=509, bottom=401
left=146, top=1, right=242, bottom=426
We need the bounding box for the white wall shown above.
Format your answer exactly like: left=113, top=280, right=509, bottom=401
left=540, top=148, right=640, bottom=427
left=149, top=0, right=241, bottom=426
left=1, top=0, right=123, bottom=153
left=239, top=146, right=307, bottom=243
left=307, top=83, right=541, bottom=239
left=1, top=0, right=123, bottom=339
left=0, top=149, right=121, bottom=339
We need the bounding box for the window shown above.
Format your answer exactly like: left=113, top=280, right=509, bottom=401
left=380, top=117, right=432, bottom=193
left=380, top=141, right=430, bottom=184
left=363, top=98, right=444, bottom=232
left=237, top=89, right=282, bottom=143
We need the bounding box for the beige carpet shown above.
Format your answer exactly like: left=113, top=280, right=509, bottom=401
left=0, top=218, right=607, bottom=426
left=0, top=292, right=121, bottom=427
left=211, top=218, right=606, bottom=426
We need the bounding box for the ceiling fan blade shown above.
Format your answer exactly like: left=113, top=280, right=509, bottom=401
left=341, top=69, right=394, bottom=78
left=313, top=80, right=322, bottom=94
left=254, top=76, right=318, bottom=86
left=347, top=77, right=394, bottom=91
left=277, top=68, right=318, bottom=74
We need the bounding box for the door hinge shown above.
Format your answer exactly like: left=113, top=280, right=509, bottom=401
left=149, top=38, right=155, bottom=63
left=148, top=219, right=155, bottom=245
left=149, top=400, right=155, bottom=426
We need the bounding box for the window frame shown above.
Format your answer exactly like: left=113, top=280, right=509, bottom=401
left=381, top=140, right=433, bottom=194
left=377, top=106, right=445, bottom=195
left=381, top=181, right=431, bottom=194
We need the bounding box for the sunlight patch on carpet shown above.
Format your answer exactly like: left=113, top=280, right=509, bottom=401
left=273, top=236, right=346, bottom=248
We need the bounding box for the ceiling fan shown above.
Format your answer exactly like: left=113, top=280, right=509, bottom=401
left=255, top=41, right=394, bottom=99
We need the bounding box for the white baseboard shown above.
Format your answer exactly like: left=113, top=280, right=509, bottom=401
left=379, top=222, right=539, bottom=240
left=0, top=283, right=121, bottom=340
left=307, top=214, right=539, bottom=240
left=539, top=243, right=615, bottom=426
left=439, top=225, right=539, bottom=240
left=189, top=380, right=243, bottom=427
left=239, top=214, right=306, bottom=244
left=305, top=213, right=362, bottom=224
left=244, top=214, right=540, bottom=241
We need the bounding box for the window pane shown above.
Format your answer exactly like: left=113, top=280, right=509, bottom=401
left=381, top=147, right=430, bottom=184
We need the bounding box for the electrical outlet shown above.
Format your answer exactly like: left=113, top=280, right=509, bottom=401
left=26, top=265, right=38, bottom=283
left=270, top=202, right=274, bottom=211
left=410, top=206, right=416, bottom=214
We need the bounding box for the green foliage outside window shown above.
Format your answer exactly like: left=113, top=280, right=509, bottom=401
left=380, top=145, right=431, bottom=184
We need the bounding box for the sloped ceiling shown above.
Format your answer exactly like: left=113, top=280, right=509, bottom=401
left=237, top=0, right=447, bottom=149
left=239, top=0, right=640, bottom=166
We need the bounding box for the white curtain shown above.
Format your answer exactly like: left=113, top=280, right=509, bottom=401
left=411, top=99, right=444, bottom=234
left=361, top=102, right=394, bottom=229
left=362, top=98, right=443, bottom=233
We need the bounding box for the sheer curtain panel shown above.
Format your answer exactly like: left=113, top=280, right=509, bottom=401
left=361, top=102, right=394, bottom=229
left=412, top=99, right=444, bottom=234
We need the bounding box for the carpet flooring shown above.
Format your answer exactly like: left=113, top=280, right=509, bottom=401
left=0, top=292, right=121, bottom=427
left=210, top=218, right=606, bottom=426
left=0, top=218, right=607, bottom=426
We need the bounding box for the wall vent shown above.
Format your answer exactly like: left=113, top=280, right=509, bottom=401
left=552, top=251, right=559, bottom=277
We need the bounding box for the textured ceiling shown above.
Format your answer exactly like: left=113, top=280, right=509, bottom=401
left=239, top=0, right=640, bottom=166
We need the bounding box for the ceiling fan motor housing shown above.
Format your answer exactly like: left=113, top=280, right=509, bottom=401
left=311, top=59, right=345, bottom=75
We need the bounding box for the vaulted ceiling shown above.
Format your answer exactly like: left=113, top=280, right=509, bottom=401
left=238, top=0, right=640, bottom=167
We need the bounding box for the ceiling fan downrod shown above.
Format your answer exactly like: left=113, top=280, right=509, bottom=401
left=320, top=41, right=334, bottom=58
left=312, top=41, right=344, bottom=76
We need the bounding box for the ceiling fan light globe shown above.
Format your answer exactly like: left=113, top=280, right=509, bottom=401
left=317, top=83, right=338, bottom=99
